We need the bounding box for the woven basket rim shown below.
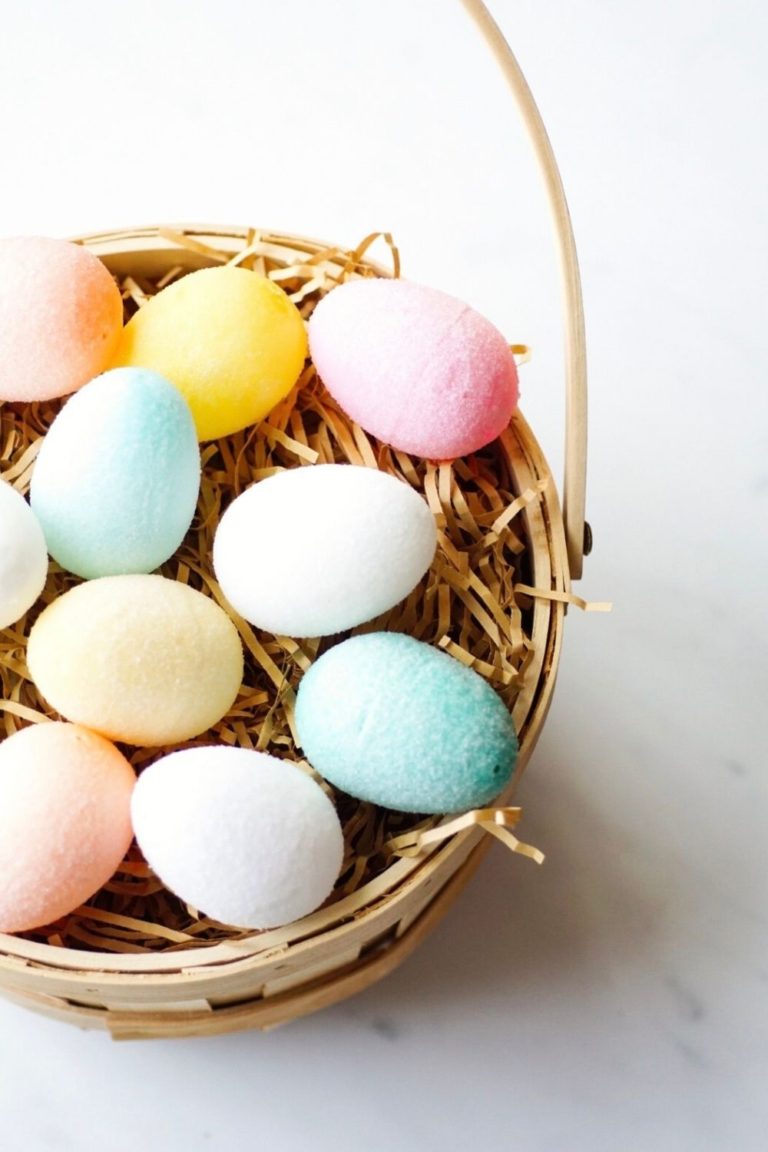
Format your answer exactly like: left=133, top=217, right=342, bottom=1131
left=0, top=224, right=568, bottom=1003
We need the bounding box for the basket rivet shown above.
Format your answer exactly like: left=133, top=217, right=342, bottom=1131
left=583, top=521, right=593, bottom=555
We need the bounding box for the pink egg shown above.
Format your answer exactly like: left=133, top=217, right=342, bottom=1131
left=0, top=236, right=123, bottom=403
left=0, top=722, right=135, bottom=933
left=308, top=278, right=519, bottom=459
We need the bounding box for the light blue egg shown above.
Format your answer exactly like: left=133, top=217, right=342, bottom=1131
left=30, top=367, right=200, bottom=579
left=295, top=632, right=518, bottom=814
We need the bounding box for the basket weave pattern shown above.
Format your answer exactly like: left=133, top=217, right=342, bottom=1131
left=0, top=226, right=569, bottom=1038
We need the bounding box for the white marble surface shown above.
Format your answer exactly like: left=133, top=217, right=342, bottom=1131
left=1, top=1, right=766, bottom=1149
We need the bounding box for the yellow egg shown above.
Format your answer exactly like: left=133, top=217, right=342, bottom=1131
left=27, top=574, right=244, bottom=746
left=112, top=266, right=307, bottom=440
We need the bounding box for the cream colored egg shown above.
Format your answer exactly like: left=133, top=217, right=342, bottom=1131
left=27, top=575, right=243, bottom=746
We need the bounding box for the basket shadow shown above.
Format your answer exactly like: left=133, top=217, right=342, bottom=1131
left=326, top=748, right=665, bottom=1025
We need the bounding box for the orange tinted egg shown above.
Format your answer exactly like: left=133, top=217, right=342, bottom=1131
left=0, top=236, right=123, bottom=402
left=0, top=722, right=135, bottom=933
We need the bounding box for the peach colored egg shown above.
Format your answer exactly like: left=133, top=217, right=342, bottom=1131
left=0, top=236, right=123, bottom=403
left=0, top=722, right=135, bottom=933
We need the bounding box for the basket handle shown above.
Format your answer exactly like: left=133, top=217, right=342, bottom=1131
left=460, top=0, right=589, bottom=579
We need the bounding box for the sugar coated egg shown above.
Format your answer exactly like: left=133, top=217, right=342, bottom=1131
left=308, top=278, right=519, bottom=459
left=0, top=722, right=135, bottom=933
left=112, top=266, right=308, bottom=440
left=295, top=632, right=518, bottom=813
left=30, top=367, right=200, bottom=579
left=0, top=236, right=123, bottom=403
left=0, top=478, right=48, bottom=629
left=213, top=464, right=437, bottom=637
left=27, top=574, right=243, bottom=746
left=132, top=746, right=344, bottom=929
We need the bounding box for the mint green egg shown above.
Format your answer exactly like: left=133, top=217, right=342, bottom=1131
left=30, top=368, right=200, bottom=579
left=295, top=632, right=518, bottom=814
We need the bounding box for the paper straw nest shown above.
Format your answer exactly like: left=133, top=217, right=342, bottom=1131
left=0, top=230, right=537, bottom=955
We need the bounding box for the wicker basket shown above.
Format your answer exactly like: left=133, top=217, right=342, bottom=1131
left=0, top=0, right=588, bottom=1040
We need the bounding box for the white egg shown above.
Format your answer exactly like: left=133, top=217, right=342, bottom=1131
left=212, top=463, right=437, bottom=637
left=131, top=746, right=344, bottom=929
left=0, top=478, right=48, bottom=628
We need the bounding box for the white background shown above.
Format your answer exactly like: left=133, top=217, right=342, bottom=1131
left=1, top=1, right=767, bottom=1149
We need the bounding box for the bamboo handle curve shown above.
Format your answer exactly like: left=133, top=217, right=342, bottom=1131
left=460, top=0, right=588, bottom=579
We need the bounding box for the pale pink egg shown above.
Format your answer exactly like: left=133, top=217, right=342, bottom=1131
left=308, top=278, right=519, bottom=460
left=0, top=722, right=135, bottom=933
left=0, top=236, right=123, bottom=402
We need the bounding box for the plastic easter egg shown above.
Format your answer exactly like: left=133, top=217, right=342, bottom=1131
left=308, top=278, right=519, bottom=459
left=213, top=464, right=437, bottom=638
left=112, top=266, right=308, bottom=440
left=30, top=368, right=200, bottom=579
left=131, top=747, right=344, bottom=929
left=0, top=479, right=48, bottom=628
left=0, top=722, right=135, bottom=933
left=0, top=236, right=123, bottom=403
left=295, top=632, right=518, bottom=813
left=27, top=574, right=243, bottom=746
